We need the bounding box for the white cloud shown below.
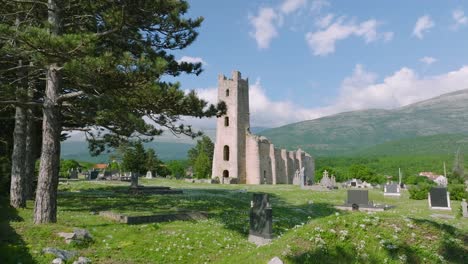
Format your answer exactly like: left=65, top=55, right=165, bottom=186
left=452, top=9, right=468, bottom=29
left=310, top=0, right=330, bottom=13
left=249, top=0, right=331, bottom=49
left=315, top=13, right=334, bottom=28
left=280, top=0, right=307, bottom=14
left=249, top=7, right=280, bottom=49
left=383, top=31, right=394, bottom=42
left=329, top=64, right=468, bottom=111
left=177, top=56, right=206, bottom=65
left=413, top=15, right=434, bottom=39
left=185, top=65, right=468, bottom=128
left=305, top=17, right=391, bottom=56
left=420, top=56, right=437, bottom=65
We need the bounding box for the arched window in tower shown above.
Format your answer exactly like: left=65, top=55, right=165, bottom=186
left=223, top=145, right=230, bottom=161
left=224, top=116, right=229, bottom=127
left=226, top=89, right=229, bottom=97
left=223, top=170, right=229, bottom=178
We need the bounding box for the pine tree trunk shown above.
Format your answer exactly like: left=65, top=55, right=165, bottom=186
left=9, top=64, right=27, bottom=207
left=34, top=0, right=62, bottom=224
left=24, top=81, right=37, bottom=200
left=9, top=13, right=29, bottom=208
left=34, top=64, right=61, bottom=224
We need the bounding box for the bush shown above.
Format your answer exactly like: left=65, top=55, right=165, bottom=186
left=405, top=175, right=432, bottom=185
left=166, top=160, right=188, bottom=179
left=408, top=182, right=435, bottom=200
left=448, top=184, right=468, bottom=201
left=59, top=159, right=80, bottom=178
left=0, top=157, right=11, bottom=196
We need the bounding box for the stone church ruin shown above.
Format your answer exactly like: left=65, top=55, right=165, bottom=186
left=211, top=71, right=314, bottom=184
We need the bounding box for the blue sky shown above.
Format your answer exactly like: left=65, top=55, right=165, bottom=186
left=171, top=0, right=468, bottom=128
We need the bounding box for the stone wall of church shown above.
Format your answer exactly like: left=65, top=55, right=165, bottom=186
left=212, top=70, right=314, bottom=185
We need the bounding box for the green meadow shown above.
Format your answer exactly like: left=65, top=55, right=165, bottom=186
left=1, top=178, right=467, bottom=264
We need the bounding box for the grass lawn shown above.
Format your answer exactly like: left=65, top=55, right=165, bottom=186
left=1, top=178, right=467, bottom=264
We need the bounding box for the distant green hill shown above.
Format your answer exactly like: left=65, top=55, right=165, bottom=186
left=355, top=133, right=468, bottom=157
left=260, top=89, right=468, bottom=156
left=61, top=141, right=194, bottom=163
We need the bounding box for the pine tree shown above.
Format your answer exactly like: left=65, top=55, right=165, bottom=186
left=145, top=148, right=161, bottom=175
left=188, top=136, right=214, bottom=179
left=0, top=0, right=225, bottom=223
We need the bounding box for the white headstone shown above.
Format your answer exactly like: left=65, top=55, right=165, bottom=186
left=145, top=170, right=153, bottom=179
left=461, top=199, right=468, bottom=218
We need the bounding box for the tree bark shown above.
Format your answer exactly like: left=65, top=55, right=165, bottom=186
left=34, top=0, right=62, bottom=224
left=9, top=60, right=27, bottom=208
left=24, top=71, right=37, bottom=200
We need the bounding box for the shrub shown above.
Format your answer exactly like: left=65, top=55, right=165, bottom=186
left=448, top=184, right=468, bottom=201
left=408, top=182, right=434, bottom=200
left=405, top=175, right=432, bottom=185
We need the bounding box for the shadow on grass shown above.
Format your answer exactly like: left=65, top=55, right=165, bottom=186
left=285, top=243, right=382, bottom=264
left=0, top=197, right=36, bottom=264
left=410, top=218, right=468, bottom=264
left=57, top=185, right=339, bottom=237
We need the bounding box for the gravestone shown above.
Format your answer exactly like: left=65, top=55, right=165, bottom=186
left=320, top=171, right=331, bottom=188
left=428, top=187, right=451, bottom=210
left=462, top=199, right=468, bottom=218
left=337, top=189, right=389, bottom=212
left=384, top=183, right=400, bottom=197
left=103, top=170, right=112, bottom=178
left=130, top=172, right=139, bottom=188
left=248, top=193, right=272, bottom=246
left=346, top=189, right=369, bottom=208
left=69, top=169, right=78, bottom=179
left=351, top=181, right=357, bottom=187
left=330, top=175, right=336, bottom=188
left=88, top=170, right=98, bottom=180
left=146, top=171, right=153, bottom=179
left=299, top=167, right=305, bottom=188
left=292, top=169, right=300, bottom=185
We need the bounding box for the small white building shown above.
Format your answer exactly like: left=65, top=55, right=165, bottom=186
left=434, top=176, right=448, bottom=187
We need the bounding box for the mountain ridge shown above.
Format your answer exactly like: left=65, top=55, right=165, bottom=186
left=260, top=89, right=468, bottom=156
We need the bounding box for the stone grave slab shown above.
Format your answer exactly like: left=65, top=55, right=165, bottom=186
left=335, top=189, right=390, bottom=212
left=99, top=211, right=207, bottom=224
left=428, top=187, right=451, bottom=210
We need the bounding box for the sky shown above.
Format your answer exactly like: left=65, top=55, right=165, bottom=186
left=173, top=1, right=468, bottom=129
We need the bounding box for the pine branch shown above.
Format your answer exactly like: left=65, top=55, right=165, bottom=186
left=57, top=91, right=84, bottom=103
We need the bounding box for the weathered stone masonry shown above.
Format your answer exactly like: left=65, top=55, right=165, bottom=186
left=212, top=71, right=314, bottom=184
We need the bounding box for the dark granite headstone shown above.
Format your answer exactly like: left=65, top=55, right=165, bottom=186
left=249, top=193, right=272, bottom=240
left=89, top=170, right=98, bottom=180
left=429, top=187, right=449, bottom=208
left=351, top=182, right=357, bottom=187
left=69, top=169, right=78, bottom=179
left=347, top=189, right=369, bottom=206
left=130, top=172, right=139, bottom=188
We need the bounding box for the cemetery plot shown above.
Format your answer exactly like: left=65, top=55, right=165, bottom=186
left=428, top=187, right=451, bottom=210
left=3, top=179, right=467, bottom=264
left=335, top=189, right=391, bottom=212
